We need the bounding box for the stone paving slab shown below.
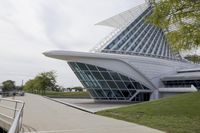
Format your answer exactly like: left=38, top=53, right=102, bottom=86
left=14, top=93, right=164, bottom=133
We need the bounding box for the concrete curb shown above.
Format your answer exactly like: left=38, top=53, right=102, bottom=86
left=43, top=96, right=96, bottom=114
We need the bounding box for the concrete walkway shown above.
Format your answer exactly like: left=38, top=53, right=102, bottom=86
left=51, top=98, right=131, bottom=113
left=15, top=93, right=164, bottom=133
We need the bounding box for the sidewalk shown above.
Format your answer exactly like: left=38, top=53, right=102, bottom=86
left=15, top=93, right=164, bottom=133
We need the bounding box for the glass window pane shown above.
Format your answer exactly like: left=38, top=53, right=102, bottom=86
left=97, top=67, right=107, bottom=72
left=87, top=64, right=98, bottom=71
left=121, top=90, right=130, bottom=98
left=88, top=89, right=97, bottom=97
left=99, top=81, right=109, bottom=88
left=124, top=82, right=135, bottom=89
left=113, top=90, right=123, bottom=97
left=91, top=72, right=104, bottom=80
left=104, top=90, right=116, bottom=99
left=83, top=81, right=91, bottom=88
left=129, top=90, right=137, bottom=95
left=95, top=90, right=106, bottom=97
left=116, top=81, right=126, bottom=89
left=72, top=63, right=80, bottom=71
left=74, top=72, right=83, bottom=80
left=107, top=81, right=118, bottom=89
left=133, top=82, right=142, bottom=89
left=85, top=71, right=94, bottom=81
left=101, top=72, right=112, bottom=80
left=77, top=63, right=88, bottom=70
left=79, top=72, right=89, bottom=81
left=110, top=72, right=121, bottom=80
left=119, top=75, right=130, bottom=81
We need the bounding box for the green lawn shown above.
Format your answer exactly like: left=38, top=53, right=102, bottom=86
left=40, top=91, right=90, bottom=98
left=97, top=92, right=200, bottom=133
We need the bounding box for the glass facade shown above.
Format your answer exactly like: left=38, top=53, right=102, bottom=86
left=68, top=62, right=151, bottom=102
left=100, top=5, right=182, bottom=61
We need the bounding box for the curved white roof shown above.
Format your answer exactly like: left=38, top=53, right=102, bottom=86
left=96, top=3, right=149, bottom=28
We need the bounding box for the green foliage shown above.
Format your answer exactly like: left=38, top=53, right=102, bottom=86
left=2, top=80, right=16, bottom=92
left=98, top=92, right=200, bottom=133
left=24, top=79, right=35, bottom=92
left=24, top=71, right=57, bottom=95
left=184, top=54, right=200, bottom=63
left=146, top=0, right=200, bottom=51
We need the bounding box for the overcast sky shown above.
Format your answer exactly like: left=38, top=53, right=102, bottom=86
left=0, top=0, right=145, bottom=87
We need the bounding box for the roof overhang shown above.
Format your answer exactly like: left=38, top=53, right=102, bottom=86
left=43, top=50, right=159, bottom=90
left=159, top=85, right=198, bottom=93
left=43, top=50, right=185, bottom=64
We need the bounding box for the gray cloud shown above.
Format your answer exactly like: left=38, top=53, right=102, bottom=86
left=0, top=0, right=145, bottom=87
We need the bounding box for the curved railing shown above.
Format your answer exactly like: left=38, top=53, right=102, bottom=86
left=0, top=98, right=25, bottom=133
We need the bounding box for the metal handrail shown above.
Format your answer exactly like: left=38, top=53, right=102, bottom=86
left=8, top=103, right=24, bottom=133
left=0, top=98, right=25, bottom=133
left=0, top=105, right=19, bottom=111
left=0, top=98, right=24, bottom=104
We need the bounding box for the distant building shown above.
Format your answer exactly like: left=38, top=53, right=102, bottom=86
left=44, top=2, right=199, bottom=102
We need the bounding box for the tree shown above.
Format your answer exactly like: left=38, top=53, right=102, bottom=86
left=35, top=71, right=56, bottom=94
left=24, top=79, right=35, bottom=93
left=24, top=71, right=57, bottom=95
left=146, top=0, right=200, bottom=51
left=2, top=80, right=16, bottom=92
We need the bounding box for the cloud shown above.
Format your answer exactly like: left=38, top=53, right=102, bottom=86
left=0, top=0, right=145, bottom=86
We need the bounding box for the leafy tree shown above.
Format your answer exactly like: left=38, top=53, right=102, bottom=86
left=2, top=80, right=16, bottom=92
left=146, top=0, right=200, bottom=51
left=24, top=71, right=57, bottom=95
left=35, top=71, right=56, bottom=94
left=24, top=79, right=35, bottom=93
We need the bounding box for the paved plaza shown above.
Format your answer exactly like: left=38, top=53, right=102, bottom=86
left=13, top=93, right=164, bottom=133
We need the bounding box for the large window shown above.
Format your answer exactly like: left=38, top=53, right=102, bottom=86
left=68, top=62, right=151, bottom=101
left=163, top=80, right=200, bottom=90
